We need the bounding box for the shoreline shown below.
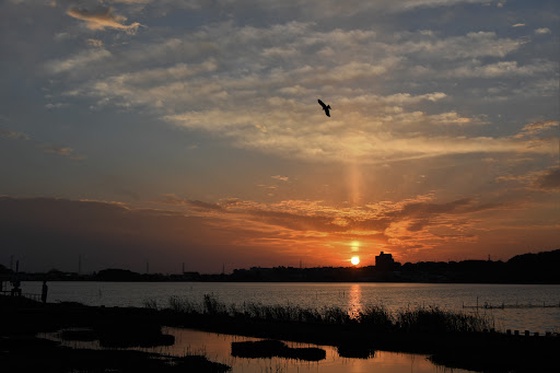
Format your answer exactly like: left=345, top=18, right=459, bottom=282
left=4, top=248, right=559, bottom=284
left=7, top=275, right=560, bottom=285
left=1, top=295, right=557, bottom=372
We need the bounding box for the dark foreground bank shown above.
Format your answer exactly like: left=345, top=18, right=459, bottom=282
left=1, top=295, right=558, bottom=372
left=0, top=295, right=230, bottom=373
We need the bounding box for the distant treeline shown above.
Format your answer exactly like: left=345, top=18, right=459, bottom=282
left=1, top=249, right=559, bottom=284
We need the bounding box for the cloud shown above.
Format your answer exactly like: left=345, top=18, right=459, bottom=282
left=0, top=186, right=555, bottom=271
left=536, top=168, right=560, bottom=190
left=1, top=0, right=558, bottom=271
left=35, top=4, right=557, bottom=170
left=391, top=31, right=522, bottom=60
left=166, top=107, right=555, bottom=164
left=0, top=129, right=30, bottom=141
left=535, top=28, right=552, bottom=35
left=514, top=120, right=559, bottom=139
left=98, top=60, right=218, bottom=89
left=46, top=48, right=111, bottom=74
left=42, top=145, right=83, bottom=160
left=449, top=60, right=556, bottom=79
left=496, top=167, right=560, bottom=192
left=113, top=0, right=151, bottom=4
left=87, top=38, right=104, bottom=48
left=0, top=128, right=83, bottom=160
left=45, top=102, right=69, bottom=110
left=1, top=196, right=379, bottom=271
left=222, top=0, right=503, bottom=18
left=156, top=194, right=503, bottom=252
left=66, top=7, right=142, bottom=33
left=394, top=0, right=494, bottom=11
left=0, top=197, right=239, bottom=273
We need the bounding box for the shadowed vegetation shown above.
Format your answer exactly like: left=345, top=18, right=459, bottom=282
left=153, top=294, right=493, bottom=334
left=152, top=294, right=556, bottom=372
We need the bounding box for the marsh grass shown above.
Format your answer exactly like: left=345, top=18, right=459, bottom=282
left=155, top=294, right=494, bottom=334
left=396, top=306, right=494, bottom=334
left=357, top=305, right=393, bottom=332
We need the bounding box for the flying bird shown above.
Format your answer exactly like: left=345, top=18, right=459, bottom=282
left=318, top=99, right=331, bottom=117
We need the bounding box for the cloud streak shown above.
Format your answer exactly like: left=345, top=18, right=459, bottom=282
left=66, top=7, right=142, bottom=33
left=0, top=129, right=30, bottom=141
left=2, top=188, right=545, bottom=271
left=0, top=127, right=83, bottom=160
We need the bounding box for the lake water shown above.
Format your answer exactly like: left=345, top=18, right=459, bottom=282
left=44, top=327, right=472, bottom=373
left=22, top=281, right=560, bottom=334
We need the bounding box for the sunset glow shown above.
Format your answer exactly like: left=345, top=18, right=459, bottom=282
left=351, top=256, right=361, bottom=266
left=0, top=1, right=558, bottom=274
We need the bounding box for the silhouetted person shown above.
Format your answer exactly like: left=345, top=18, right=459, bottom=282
left=318, top=99, right=331, bottom=117
left=10, top=259, right=22, bottom=296
left=12, top=279, right=21, bottom=297
left=10, top=277, right=21, bottom=296
left=41, top=280, right=48, bottom=303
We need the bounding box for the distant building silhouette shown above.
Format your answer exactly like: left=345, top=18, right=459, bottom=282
left=375, top=251, right=396, bottom=271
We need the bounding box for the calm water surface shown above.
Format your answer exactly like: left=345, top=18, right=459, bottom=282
left=44, top=327, right=472, bottom=373
left=24, top=281, right=560, bottom=333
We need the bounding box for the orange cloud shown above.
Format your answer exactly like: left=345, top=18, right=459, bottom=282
left=514, top=120, right=558, bottom=139
left=67, top=7, right=142, bottom=33
left=496, top=167, right=560, bottom=191
left=157, top=194, right=509, bottom=264
left=1, top=195, right=557, bottom=272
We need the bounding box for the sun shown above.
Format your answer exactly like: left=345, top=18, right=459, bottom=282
left=350, top=256, right=360, bottom=266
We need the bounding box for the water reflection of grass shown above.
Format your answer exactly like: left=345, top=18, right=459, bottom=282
left=231, top=339, right=326, bottom=361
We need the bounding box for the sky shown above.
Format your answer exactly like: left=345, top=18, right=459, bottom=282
left=1, top=0, right=559, bottom=274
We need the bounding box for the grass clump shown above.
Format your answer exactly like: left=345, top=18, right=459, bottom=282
left=357, top=305, right=393, bottom=332
left=396, top=306, right=494, bottom=334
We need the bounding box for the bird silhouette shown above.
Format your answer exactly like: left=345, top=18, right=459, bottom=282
left=318, top=99, right=331, bottom=117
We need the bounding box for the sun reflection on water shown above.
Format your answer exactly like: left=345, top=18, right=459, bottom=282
left=348, top=283, right=363, bottom=319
